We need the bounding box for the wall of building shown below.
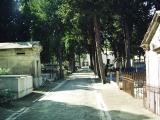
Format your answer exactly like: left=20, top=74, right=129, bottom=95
left=141, top=12, right=160, bottom=115
left=0, top=48, right=42, bottom=88
left=146, top=51, right=159, bottom=86
left=145, top=29, right=160, bottom=113
left=145, top=50, right=160, bottom=113
left=0, top=48, right=40, bottom=75
left=150, top=24, right=160, bottom=50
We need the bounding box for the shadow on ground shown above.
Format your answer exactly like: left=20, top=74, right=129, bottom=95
left=109, top=110, right=150, bottom=120
left=53, top=78, right=100, bottom=92
left=0, top=92, right=44, bottom=120
left=35, top=81, right=61, bottom=92
left=1, top=78, right=148, bottom=120
left=0, top=71, right=152, bottom=120
left=0, top=92, right=44, bottom=109
left=5, top=100, right=151, bottom=120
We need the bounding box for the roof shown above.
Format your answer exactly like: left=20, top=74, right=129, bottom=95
left=141, top=11, right=160, bottom=50
left=0, top=41, right=40, bottom=50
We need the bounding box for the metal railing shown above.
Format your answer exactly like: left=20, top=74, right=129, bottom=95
left=143, top=85, right=160, bottom=115
left=117, top=71, right=146, bottom=99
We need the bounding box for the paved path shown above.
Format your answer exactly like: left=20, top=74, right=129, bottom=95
left=4, top=68, right=109, bottom=120
left=2, top=68, right=160, bottom=120
left=100, top=81, right=160, bottom=120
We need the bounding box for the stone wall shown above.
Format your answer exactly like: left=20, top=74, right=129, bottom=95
left=0, top=48, right=38, bottom=75
left=0, top=75, right=33, bottom=99
left=0, top=48, right=42, bottom=88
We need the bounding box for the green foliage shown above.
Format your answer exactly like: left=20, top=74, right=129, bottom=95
left=0, top=68, right=10, bottom=75
left=81, top=54, right=87, bottom=60
left=57, top=2, right=72, bottom=24
left=0, top=0, right=157, bottom=68
left=30, top=0, right=49, bottom=21
left=101, top=0, right=154, bottom=60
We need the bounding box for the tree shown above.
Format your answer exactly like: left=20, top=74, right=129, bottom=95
left=106, top=0, right=155, bottom=68
left=10, top=0, right=156, bottom=78
left=0, top=0, right=25, bottom=42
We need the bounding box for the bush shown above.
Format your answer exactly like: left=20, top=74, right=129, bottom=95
left=0, top=89, right=14, bottom=105
left=0, top=68, right=10, bottom=75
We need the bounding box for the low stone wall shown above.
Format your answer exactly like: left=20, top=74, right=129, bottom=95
left=0, top=75, right=33, bottom=99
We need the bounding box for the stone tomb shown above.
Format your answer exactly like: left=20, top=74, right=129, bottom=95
left=0, top=41, right=42, bottom=88
left=0, top=75, right=33, bottom=99
left=141, top=11, right=160, bottom=115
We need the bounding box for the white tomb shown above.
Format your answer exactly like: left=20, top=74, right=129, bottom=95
left=141, top=11, right=160, bottom=114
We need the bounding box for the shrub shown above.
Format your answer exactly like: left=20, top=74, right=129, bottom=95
left=0, top=68, right=10, bottom=75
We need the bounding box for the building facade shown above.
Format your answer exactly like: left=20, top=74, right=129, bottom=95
left=0, top=41, right=42, bottom=88
left=141, top=11, right=160, bottom=114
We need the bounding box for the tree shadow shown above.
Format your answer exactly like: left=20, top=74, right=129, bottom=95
left=109, top=110, right=151, bottom=120
left=53, top=78, right=97, bottom=92
left=35, top=81, right=62, bottom=92
left=0, top=92, right=44, bottom=109
left=0, top=68, right=153, bottom=120
left=0, top=92, right=44, bottom=120
left=12, top=100, right=151, bottom=120
left=14, top=92, right=44, bottom=107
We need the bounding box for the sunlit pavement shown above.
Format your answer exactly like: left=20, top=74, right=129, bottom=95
left=101, top=82, right=160, bottom=120
left=2, top=67, right=160, bottom=120
left=3, top=68, right=109, bottom=120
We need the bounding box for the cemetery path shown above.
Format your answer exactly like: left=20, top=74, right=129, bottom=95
left=4, top=67, right=110, bottom=120
left=2, top=67, right=160, bottom=120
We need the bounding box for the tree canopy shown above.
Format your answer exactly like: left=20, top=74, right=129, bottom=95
left=0, top=0, right=159, bottom=81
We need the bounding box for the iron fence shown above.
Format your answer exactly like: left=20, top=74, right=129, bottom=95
left=143, top=85, right=160, bottom=115
left=117, top=71, right=146, bottom=99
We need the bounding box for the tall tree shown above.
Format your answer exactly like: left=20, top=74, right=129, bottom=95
left=109, top=0, right=154, bottom=68
left=69, top=0, right=112, bottom=83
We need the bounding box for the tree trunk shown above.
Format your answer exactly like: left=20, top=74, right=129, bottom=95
left=91, top=51, right=95, bottom=70
left=89, top=45, right=94, bottom=70
left=78, top=54, right=81, bottom=68
left=122, top=16, right=132, bottom=68
left=95, top=49, right=101, bottom=78
left=73, top=54, right=76, bottom=72
left=58, top=47, right=63, bottom=79
left=88, top=26, right=96, bottom=73
left=69, top=52, right=76, bottom=73
left=94, top=14, right=106, bottom=84
left=116, top=51, right=120, bottom=69
left=93, top=48, right=97, bottom=74
left=125, top=24, right=131, bottom=68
